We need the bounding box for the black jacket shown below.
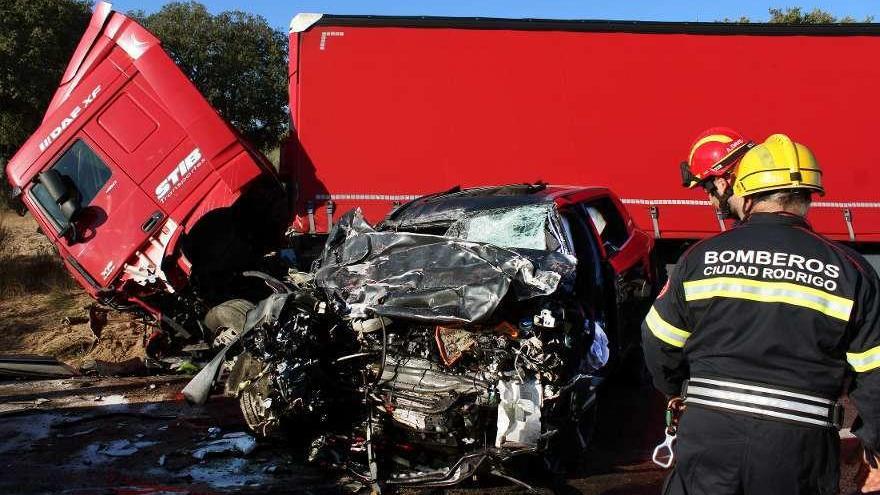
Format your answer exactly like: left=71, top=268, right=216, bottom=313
left=642, top=212, right=880, bottom=450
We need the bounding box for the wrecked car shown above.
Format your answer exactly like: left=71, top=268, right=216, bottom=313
left=194, top=184, right=655, bottom=487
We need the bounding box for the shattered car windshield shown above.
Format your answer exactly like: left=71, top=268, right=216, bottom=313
left=444, top=204, right=558, bottom=251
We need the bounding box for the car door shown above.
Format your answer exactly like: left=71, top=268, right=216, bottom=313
left=578, top=196, right=654, bottom=355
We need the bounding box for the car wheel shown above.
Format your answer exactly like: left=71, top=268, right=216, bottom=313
left=239, top=369, right=279, bottom=438
left=203, top=298, right=254, bottom=346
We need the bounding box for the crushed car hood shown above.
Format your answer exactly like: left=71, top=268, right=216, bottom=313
left=314, top=209, right=577, bottom=323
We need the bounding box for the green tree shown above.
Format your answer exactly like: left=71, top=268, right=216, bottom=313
left=770, top=7, right=838, bottom=23
left=726, top=7, right=874, bottom=23
left=132, top=2, right=288, bottom=151
left=0, top=0, right=91, bottom=207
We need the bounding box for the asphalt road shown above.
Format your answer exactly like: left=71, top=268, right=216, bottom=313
left=0, top=373, right=865, bottom=494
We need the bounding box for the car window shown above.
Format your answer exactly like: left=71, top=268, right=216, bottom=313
left=585, top=206, right=607, bottom=237
left=581, top=197, right=628, bottom=250
left=31, top=140, right=112, bottom=229
left=445, top=204, right=556, bottom=251
left=561, top=209, right=605, bottom=309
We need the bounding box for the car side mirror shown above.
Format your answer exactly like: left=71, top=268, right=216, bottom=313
left=37, top=170, right=82, bottom=241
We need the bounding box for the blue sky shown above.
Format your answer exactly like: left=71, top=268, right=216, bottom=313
left=107, top=1, right=877, bottom=31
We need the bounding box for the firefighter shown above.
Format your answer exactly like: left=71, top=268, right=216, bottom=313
left=643, top=133, right=880, bottom=494
left=679, top=127, right=754, bottom=219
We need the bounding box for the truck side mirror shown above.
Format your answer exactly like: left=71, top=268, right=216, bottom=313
left=7, top=187, right=27, bottom=216
left=37, top=170, right=82, bottom=241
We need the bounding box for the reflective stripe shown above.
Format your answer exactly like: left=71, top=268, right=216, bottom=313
left=684, top=376, right=838, bottom=428
left=686, top=385, right=830, bottom=417
left=689, top=377, right=832, bottom=405
left=685, top=397, right=833, bottom=428
left=847, top=344, right=880, bottom=372
left=620, top=198, right=880, bottom=209
left=645, top=306, right=691, bottom=348
left=315, top=193, right=421, bottom=201
left=621, top=198, right=712, bottom=206
left=683, top=277, right=853, bottom=322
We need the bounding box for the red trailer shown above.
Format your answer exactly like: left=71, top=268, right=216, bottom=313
left=284, top=14, right=880, bottom=256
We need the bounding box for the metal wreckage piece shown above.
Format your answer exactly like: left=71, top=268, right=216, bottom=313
left=315, top=208, right=578, bottom=323
left=206, top=209, right=610, bottom=488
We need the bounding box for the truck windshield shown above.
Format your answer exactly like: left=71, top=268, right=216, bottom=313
left=31, top=140, right=112, bottom=229
left=445, top=204, right=559, bottom=251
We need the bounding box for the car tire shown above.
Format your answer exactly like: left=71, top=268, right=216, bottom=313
left=224, top=351, right=264, bottom=397
left=203, top=298, right=254, bottom=344
left=239, top=369, right=278, bottom=438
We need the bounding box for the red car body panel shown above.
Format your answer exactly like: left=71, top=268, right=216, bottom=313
left=552, top=187, right=653, bottom=275
left=286, top=15, right=880, bottom=243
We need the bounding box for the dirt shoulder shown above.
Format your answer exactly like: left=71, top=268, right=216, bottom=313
left=0, top=210, right=147, bottom=371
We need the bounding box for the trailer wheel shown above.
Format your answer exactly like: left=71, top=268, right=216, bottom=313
left=203, top=299, right=254, bottom=346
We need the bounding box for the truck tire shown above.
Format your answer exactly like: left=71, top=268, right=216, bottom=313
left=203, top=299, right=254, bottom=344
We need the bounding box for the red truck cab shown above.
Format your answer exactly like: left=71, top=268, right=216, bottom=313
left=5, top=3, right=284, bottom=325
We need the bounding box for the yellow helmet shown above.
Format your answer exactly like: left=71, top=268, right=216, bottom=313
left=733, top=134, right=824, bottom=197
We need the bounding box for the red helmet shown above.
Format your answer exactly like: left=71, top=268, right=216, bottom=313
left=681, top=127, right=754, bottom=188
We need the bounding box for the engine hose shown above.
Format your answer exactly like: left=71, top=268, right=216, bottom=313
left=381, top=383, right=465, bottom=395
left=376, top=367, right=492, bottom=389
left=375, top=316, right=387, bottom=387
left=335, top=352, right=377, bottom=363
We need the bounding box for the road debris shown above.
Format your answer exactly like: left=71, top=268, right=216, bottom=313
left=99, top=439, right=159, bottom=457
left=0, top=355, right=76, bottom=378
left=61, top=316, right=90, bottom=326
left=192, top=432, right=258, bottom=460
left=93, top=394, right=128, bottom=404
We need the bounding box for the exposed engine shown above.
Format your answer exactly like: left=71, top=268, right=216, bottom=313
left=229, top=289, right=608, bottom=487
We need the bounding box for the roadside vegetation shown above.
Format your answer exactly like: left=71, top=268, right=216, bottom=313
left=0, top=211, right=75, bottom=299
left=0, top=252, right=76, bottom=298
left=0, top=216, right=7, bottom=246
left=724, top=7, right=874, bottom=23
left=0, top=0, right=92, bottom=208
left=130, top=2, right=289, bottom=152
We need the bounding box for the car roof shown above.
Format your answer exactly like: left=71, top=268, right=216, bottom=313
left=379, top=183, right=605, bottom=229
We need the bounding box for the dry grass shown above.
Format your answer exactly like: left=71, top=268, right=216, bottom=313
left=0, top=213, right=77, bottom=297
left=0, top=253, right=77, bottom=298
left=0, top=216, right=8, bottom=247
